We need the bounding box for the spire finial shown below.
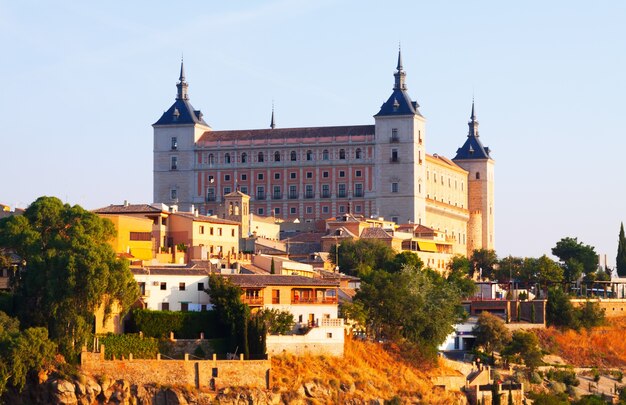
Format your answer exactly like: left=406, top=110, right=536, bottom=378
left=471, top=97, right=476, bottom=120
left=393, top=46, right=407, bottom=91
left=468, top=98, right=479, bottom=137
left=270, top=101, right=276, bottom=129
left=176, top=58, right=189, bottom=100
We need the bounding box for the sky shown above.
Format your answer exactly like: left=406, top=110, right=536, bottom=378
left=1, top=1, right=625, bottom=264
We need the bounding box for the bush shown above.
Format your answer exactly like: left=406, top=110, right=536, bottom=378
left=99, top=333, right=159, bottom=360
left=546, top=368, right=580, bottom=387
left=132, top=309, right=224, bottom=339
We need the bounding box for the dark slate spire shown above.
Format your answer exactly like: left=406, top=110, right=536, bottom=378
left=453, top=100, right=491, bottom=160
left=270, top=103, right=276, bottom=129
left=176, top=59, right=189, bottom=100
left=375, top=49, right=421, bottom=117
left=154, top=61, right=208, bottom=127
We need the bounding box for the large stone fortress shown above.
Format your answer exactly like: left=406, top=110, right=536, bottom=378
left=153, top=51, right=495, bottom=255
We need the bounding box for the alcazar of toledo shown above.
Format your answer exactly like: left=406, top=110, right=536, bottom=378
left=153, top=50, right=495, bottom=257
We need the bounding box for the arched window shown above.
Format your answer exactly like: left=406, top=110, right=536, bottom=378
left=225, top=153, right=231, bottom=164
left=339, top=149, right=346, bottom=159
left=476, top=172, right=480, bottom=180
left=306, top=150, right=313, bottom=161
left=258, top=152, right=264, bottom=163
left=322, top=149, right=329, bottom=160
left=274, top=151, right=281, bottom=162
left=355, top=148, right=362, bottom=159
left=290, top=151, right=297, bottom=161
left=241, top=153, right=247, bottom=163
left=208, top=154, right=214, bottom=165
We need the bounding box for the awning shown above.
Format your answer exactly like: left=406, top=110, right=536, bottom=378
left=417, top=241, right=438, bottom=252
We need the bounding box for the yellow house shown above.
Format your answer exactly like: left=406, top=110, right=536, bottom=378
left=97, top=214, right=155, bottom=261
left=168, top=212, right=240, bottom=259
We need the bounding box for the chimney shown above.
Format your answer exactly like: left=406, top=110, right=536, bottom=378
left=124, top=200, right=129, bottom=207
left=190, top=204, right=195, bottom=214
left=195, top=209, right=199, bottom=218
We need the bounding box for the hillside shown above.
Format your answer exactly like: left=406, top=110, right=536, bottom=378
left=271, top=336, right=465, bottom=404
left=536, top=316, right=626, bottom=368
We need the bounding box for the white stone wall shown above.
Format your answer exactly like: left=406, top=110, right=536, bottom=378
left=266, top=324, right=345, bottom=356
left=266, top=303, right=338, bottom=329
left=134, top=272, right=211, bottom=311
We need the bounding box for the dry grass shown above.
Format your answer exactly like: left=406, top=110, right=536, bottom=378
left=271, top=336, right=463, bottom=404
left=536, top=316, right=626, bottom=368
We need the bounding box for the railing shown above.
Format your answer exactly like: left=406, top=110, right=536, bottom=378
left=291, top=297, right=338, bottom=304
left=305, top=192, right=314, bottom=199
left=288, top=193, right=298, bottom=199
left=242, top=297, right=264, bottom=305
left=320, top=318, right=344, bottom=327
left=353, top=190, right=364, bottom=197
left=256, top=193, right=266, bottom=200
left=390, top=136, right=399, bottom=143
left=272, top=193, right=283, bottom=200
left=321, top=192, right=330, bottom=198
left=390, top=157, right=399, bottom=163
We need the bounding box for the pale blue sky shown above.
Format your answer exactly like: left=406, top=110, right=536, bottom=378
left=1, top=1, right=625, bottom=264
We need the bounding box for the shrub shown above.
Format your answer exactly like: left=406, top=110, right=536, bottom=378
left=132, top=309, right=224, bottom=339
left=546, top=368, right=580, bottom=387
left=99, top=333, right=159, bottom=360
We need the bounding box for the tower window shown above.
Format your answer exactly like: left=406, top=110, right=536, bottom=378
left=241, top=153, right=247, bottom=163
left=476, top=172, right=480, bottom=180
left=391, top=182, right=399, bottom=193
left=171, top=137, right=178, bottom=150
left=355, top=148, right=362, bottom=159
left=322, top=150, right=329, bottom=160
left=258, top=152, right=264, bottom=162
left=225, top=153, right=231, bottom=164
left=274, top=151, right=281, bottom=162
left=391, top=149, right=399, bottom=162
left=339, top=149, right=346, bottom=159
left=290, top=151, right=297, bottom=161
left=170, top=189, right=177, bottom=200
left=170, top=156, right=178, bottom=170
left=306, top=150, right=313, bottom=161
left=391, top=128, right=399, bottom=142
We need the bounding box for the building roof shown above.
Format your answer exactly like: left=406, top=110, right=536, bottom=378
left=375, top=50, right=422, bottom=117
left=359, top=227, right=394, bottom=240
left=224, top=274, right=339, bottom=288
left=172, top=212, right=240, bottom=225
left=93, top=203, right=167, bottom=215
left=453, top=101, right=492, bottom=160
left=321, top=226, right=358, bottom=240
left=196, top=124, right=374, bottom=144
left=282, top=232, right=325, bottom=244
left=131, top=267, right=210, bottom=276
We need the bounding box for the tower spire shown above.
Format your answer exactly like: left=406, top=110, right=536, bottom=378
left=270, top=102, right=276, bottom=129
left=393, top=46, right=407, bottom=90
left=468, top=99, right=479, bottom=137
left=176, top=58, right=189, bottom=100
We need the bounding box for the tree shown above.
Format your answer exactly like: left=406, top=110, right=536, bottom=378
left=329, top=239, right=395, bottom=278
left=0, top=197, right=138, bottom=362
left=470, top=249, right=498, bottom=280
left=552, top=237, right=599, bottom=282
left=473, top=312, right=511, bottom=356
left=254, top=308, right=294, bottom=335
left=270, top=257, right=276, bottom=274
left=207, top=274, right=250, bottom=358
left=386, top=251, right=423, bottom=273
left=447, top=255, right=477, bottom=299
left=546, top=287, right=580, bottom=329
left=503, top=330, right=543, bottom=370
left=617, top=223, right=626, bottom=277
left=495, top=256, right=524, bottom=284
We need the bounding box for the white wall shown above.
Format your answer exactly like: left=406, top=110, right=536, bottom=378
left=134, top=272, right=211, bottom=311
left=266, top=324, right=345, bottom=356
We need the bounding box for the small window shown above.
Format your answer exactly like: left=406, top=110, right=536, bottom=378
left=355, top=148, right=362, bottom=159
left=274, top=151, right=281, bottom=162
left=391, top=182, right=399, bottom=193
left=476, top=172, right=480, bottom=180
left=339, top=205, right=345, bottom=213
left=181, top=302, right=189, bottom=312
left=210, top=227, right=214, bottom=235
left=198, top=282, right=205, bottom=291
left=322, top=171, right=329, bottom=178
left=258, top=173, right=264, bottom=180
left=170, top=189, right=177, bottom=200
left=306, top=171, right=313, bottom=179
left=326, top=333, right=333, bottom=339
left=322, top=206, right=329, bottom=214
left=231, top=229, right=235, bottom=236
left=199, top=225, right=205, bottom=234
left=274, top=207, right=280, bottom=215
left=208, top=154, right=215, bottom=165
left=391, top=216, right=398, bottom=223
left=339, top=149, right=346, bottom=159
left=258, top=208, right=264, bottom=215
left=171, top=137, right=178, bottom=150
left=322, top=149, right=329, bottom=160
left=224, top=153, right=231, bottom=164
left=290, top=207, right=297, bottom=214
left=240, top=186, right=248, bottom=194
left=160, top=282, right=167, bottom=291
left=290, top=151, right=297, bottom=161
left=179, top=282, right=186, bottom=291
left=224, top=174, right=230, bottom=181
left=241, top=152, right=247, bottom=163
left=218, top=228, right=223, bottom=236
left=258, top=152, right=264, bottom=162
left=274, top=172, right=280, bottom=180
left=306, top=206, right=313, bottom=214
left=170, top=156, right=178, bottom=170
left=223, top=187, right=231, bottom=195
left=290, top=172, right=297, bottom=179
left=355, top=205, right=362, bottom=213
left=339, top=170, right=345, bottom=178
left=241, top=173, right=247, bottom=181
left=306, top=150, right=313, bottom=161
left=161, top=302, right=169, bottom=310
left=355, top=170, right=362, bottom=177
left=391, top=149, right=398, bottom=162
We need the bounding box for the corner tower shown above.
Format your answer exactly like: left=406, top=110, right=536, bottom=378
left=153, top=61, right=211, bottom=211
left=374, top=50, right=427, bottom=224
left=452, top=101, right=495, bottom=254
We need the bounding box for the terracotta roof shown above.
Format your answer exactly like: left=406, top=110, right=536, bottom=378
left=321, top=227, right=358, bottom=239
left=224, top=274, right=339, bottom=288
left=239, top=263, right=270, bottom=275
left=359, top=227, right=393, bottom=240
left=317, top=269, right=360, bottom=281
left=428, top=153, right=464, bottom=170
left=172, top=212, right=240, bottom=225
left=282, top=232, right=325, bottom=243
left=197, top=125, right=375, bottom=144
left=131, top=267, right=211, bottom=276
left=396, top=224, right=435, bottom=234
left=93, top=204, right=166, bottom=214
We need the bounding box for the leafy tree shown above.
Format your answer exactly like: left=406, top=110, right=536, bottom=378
left=207, top=274, right=250, bottom=358
left=470, top=249, right=498, bottom=280
left=618, top=223, right=626, bottom=277
left=0, top=197, right=138, bottom=362
left=579, top=301, right=605, bottom=330
left=270, top=257, right=276, bottom=274
left=254, top=308, right=294, bottom=335
left=329, top=239, right=395, bottom=278
left=386, top=251, right=422, bottom=273
left=503, top=330, right=543, bottom=370
left=496, top=256, right=524, bottom=284
left=552, top=237, right=599, bottom=282
left=355, top=264, right=462, bottom=357
left=473, top=312, right=511, bottom=356
left=546, top=287, right=580, bottom=330
left=447, top=255, right=476, bottom=299
left=534, top=255, right=564, bottom=285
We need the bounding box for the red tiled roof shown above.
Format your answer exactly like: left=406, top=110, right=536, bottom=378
left=359, top=227, right=393, bottom=239
left=93, top=204, right=166, bottom=214
left=172, top=212, right=240, bottom=225
left=224, top=274, right=339, bottom=288
left=282, top=232, right=325, bottom=243
left=197, top=125, right=375, bottom=144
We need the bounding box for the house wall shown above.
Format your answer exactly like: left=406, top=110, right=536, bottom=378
left=168, top=215, right=239, bottom=257
left=134, top=272, right=211, bottom=311
left=98, top=214, right=155, bottom=261
left=266, top=324, right=344, bottom=356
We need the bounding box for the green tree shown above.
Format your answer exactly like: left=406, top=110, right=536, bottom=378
left=329, top=239, right=395, bottom=278
left=503, top=330, right=543, bottom=370
left=254, top=308, right=294, bottom=335
left=617, top=223, right=626, bottom=277
left=496, top=256, right=524, bottom=284
left=552, top=237, right=599, bottom=282
left=473, top=312, right=512, bottom=356
left=470, top=249, right=498, bottom=280
left=386, top=251, right=422, bottom=273
left=207, top=274, right=250, bottom=358
left=579, top=301, right=605, bottom=330
left=0, top=197, right=138, bottom=362
left=270, top=257, right=276, bottom=274
left=447, top=255, right=477, bottom=299
left=546, top=287, right=580, bottom=330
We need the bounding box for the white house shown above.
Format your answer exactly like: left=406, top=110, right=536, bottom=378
left=132, top=267, right=211, bottom=311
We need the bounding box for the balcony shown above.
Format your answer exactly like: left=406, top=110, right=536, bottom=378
left=291, top=296, right=338, bottom=305
left=242, top=297, right=264, bottom=306
left=353, top=190, right=364, bottom=197
left=390, top=157, right=400, bottom=163
left=321, top=191, right=330, bottom=198
left=288, top=193, right=298, bottom=199
left=256, top=193, right=266, bottom=200
left=390, top=136, right=399, bottom=143
left=305, top=192, right=315, bottom=199
left=272, top=193, right=283, bottom=200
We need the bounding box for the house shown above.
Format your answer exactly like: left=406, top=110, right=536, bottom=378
left=132, top=267, right=211, bottom=312
left=96, top=214, right=155, bottom=262
left=168, top=212, right=240, bottom=260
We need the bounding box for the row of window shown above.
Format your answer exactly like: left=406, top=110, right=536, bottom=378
left=215, top=169, right=363, bottom=183
left=201, top=147, right=365, bottom=165
left=255, top=204, right=363, bottom=216
left=428, top=170, right=465, bottom=191
left=207, top=183, right=365, bottom=200
left=142, top=281, right=205, bottom=292
left=198, top=225, right=236, bottom=237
